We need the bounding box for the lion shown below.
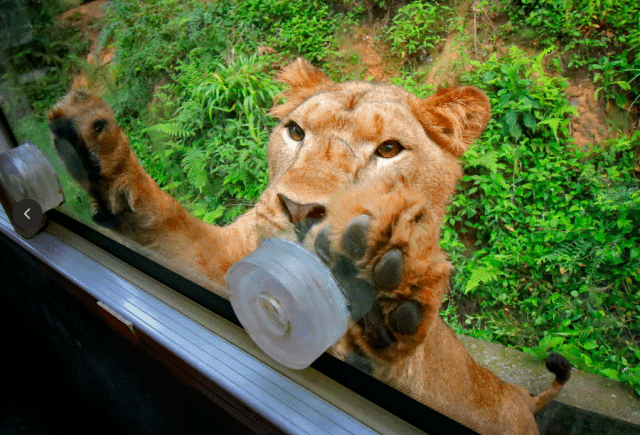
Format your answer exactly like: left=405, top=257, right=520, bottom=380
left=47, top=58, right=571, bottom=435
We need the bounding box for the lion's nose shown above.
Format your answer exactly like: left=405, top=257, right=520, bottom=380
left=278, top=194, right=327, bottom=224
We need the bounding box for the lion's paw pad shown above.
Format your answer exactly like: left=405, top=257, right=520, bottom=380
left=388, top=300, right=422, bottom=335
left=373, top=249, right=403, bottom=291
left=341, top=215, right=369, bottom=259
left=313, top=214, right=424, bottom=351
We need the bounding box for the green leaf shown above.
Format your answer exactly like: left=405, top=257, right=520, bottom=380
left=501, top=110, right=522, bottom=140
left=538, top=335, right=565, bottom=351
left=615, top=81, right=631, bottom=91
left=202, top=205, right=225, bottom=224
left=465, top=265, right=502, bottom=294
left=464, top=151, right=499, bottom=173
left=600, top=368, right=620, bottom=381
left=593, top=231, right=606, bottom=243
left=538, top=118, right=561, bottom=140
left=523, top=112, right=537, bottom=132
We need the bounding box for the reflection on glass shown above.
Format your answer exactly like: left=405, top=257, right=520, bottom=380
left=1, top=1, right=638, bottom=433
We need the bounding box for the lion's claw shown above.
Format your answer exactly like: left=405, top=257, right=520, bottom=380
left=330, top=256, right=377, bottom=319
left=314, top=225, right=332, bottom=263
left=92, top=209, right=122, bottom=229
left=314, top=224, right=376, bottom=316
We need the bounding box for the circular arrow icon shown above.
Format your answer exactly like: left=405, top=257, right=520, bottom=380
left=13, top=199, right=43, bottom=233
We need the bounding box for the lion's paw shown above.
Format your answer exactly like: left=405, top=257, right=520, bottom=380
left=313, top=180, right=450, bottom=361
left=48, top=90, right=139, bottom=228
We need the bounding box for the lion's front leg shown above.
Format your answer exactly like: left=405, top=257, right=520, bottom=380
left=47, top=90, right=257, bottom=285
left=313, top=179, right=452, bottom=363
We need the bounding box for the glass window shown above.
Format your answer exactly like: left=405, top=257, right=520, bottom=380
left=1, top=1, right=638, bottom=433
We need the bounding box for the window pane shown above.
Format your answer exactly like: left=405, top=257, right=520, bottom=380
left=1, top=1, right=638, bottom=433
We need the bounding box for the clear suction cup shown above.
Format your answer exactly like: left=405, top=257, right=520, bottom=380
left=227, top=238, right=352, bottom=370
left=0, top=142, right=64, bottom=238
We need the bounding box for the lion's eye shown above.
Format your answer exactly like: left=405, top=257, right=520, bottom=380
left=375, top=140, right=404, bottom=158
left=286, top=121, right=305, bottom=142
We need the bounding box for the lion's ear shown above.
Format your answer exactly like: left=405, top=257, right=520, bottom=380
left=269, top=58, right=333, bottom=119
left=410, top=87, right=491, bottom=157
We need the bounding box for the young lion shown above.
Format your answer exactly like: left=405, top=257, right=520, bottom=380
left=48, top=58, right=571, bottom=435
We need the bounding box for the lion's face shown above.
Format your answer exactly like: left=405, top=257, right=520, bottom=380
left=253, top=59, right=491, bottom=243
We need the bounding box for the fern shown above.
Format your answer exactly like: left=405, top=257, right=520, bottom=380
left=465, top=264, right=502, bottom=294
left=537, top=118, right=561, bottom=141
left=148, top=122, right=194, bottom=138
left=537, top=239, right=592, bottom=265
left=464, top=150, right=500, bottom=174
left=182, top=147, right=209, bottom=192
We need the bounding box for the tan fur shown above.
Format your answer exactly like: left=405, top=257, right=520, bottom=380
left=48, top=58, right=569, bottom=435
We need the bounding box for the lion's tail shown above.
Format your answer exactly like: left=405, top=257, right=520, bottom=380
left=531, top=352, right=572, bottom=414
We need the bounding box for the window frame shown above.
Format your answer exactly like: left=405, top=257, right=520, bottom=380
left=0, top=205, right=423, bottom=434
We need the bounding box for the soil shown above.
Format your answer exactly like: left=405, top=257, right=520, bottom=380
left=424, top=37, right=463, bottom=88
left=565, top=79, right=634, bottom=147
left=57, top=0, right=113, bottom=93
left=334, top=25, right=403, bottom=82
left=356, top=35, right=388, bottom=80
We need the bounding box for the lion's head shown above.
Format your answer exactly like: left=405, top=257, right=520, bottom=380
left=253, top=58, right=491, bottom=243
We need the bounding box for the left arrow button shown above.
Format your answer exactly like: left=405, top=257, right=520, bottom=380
left=13, top=199, right=43, bottom=232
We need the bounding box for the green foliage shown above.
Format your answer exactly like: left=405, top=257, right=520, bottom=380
left=103, top=0, right=341, bottom=120
left=135, top=53, right=279, bottom=224
left=383, top=1, right=455, bottom=59
left=103, top=0, right=234, bottom=120
left=4, top=0, right=91, bottom=114
left=237, top=0, right=342, bottom=62
left=439, top=45, right=640, bottom=394
left=102, top=0, right=341, bottom=222
left=504, top=0, right=640, bottom=110
left=389, top=72, right=437, bottom=97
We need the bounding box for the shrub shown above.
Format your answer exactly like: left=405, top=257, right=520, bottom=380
left=237, top=0, right=342, bottom=62
left=134, top=53, right=279, bottom=224
left=438, top=45, right=640, bottom=394
left=103, top=0, right=235, bottom=120
left=4, top=0, right=91, bottom=115
left=102, top=0, right=342, bottom=222
left=383, top=1, right=455, bottom=60
left=505, top=0, right=640, bottom=110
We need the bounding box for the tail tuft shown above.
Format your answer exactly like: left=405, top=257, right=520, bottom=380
left=532, top=353, right=572, bottom=413
left=545, top=352, right=572, bottom=384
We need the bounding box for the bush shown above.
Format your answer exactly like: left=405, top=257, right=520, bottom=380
left=237, top=0, right=342, bottom=62
left=140, top=53, right=279, bottom=224
left=383, top=1, right=455, bottom=59
left=438, top=45, right=640, bottom=394
left=103, top=0, right=234, bottom=120
left=505, top=0, right=640, bottom=110
left=102, top=0, right=341, bottom=222
left=104, top=0, right=341, bottom=119
left=4, top=0, right=91, bottom=114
